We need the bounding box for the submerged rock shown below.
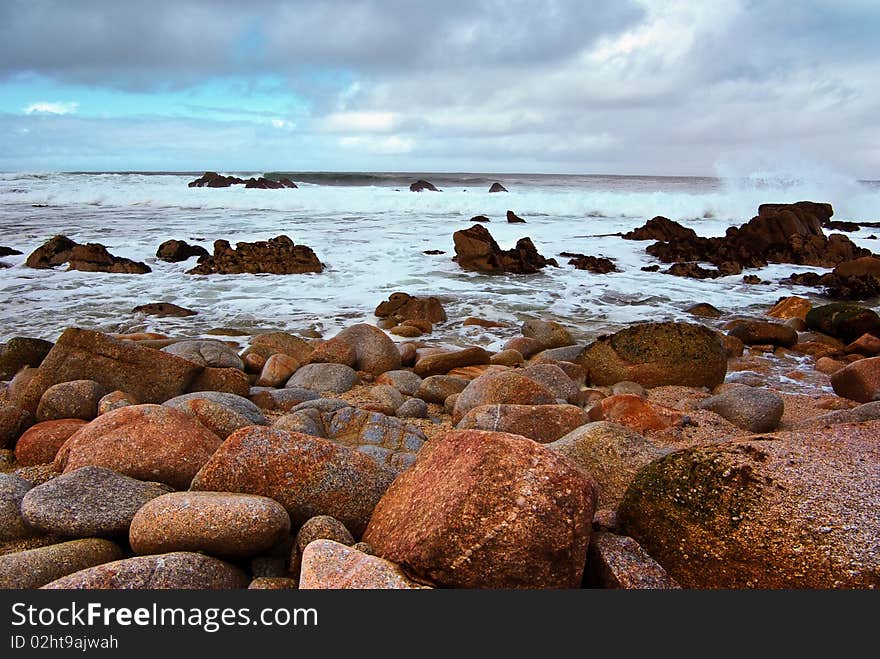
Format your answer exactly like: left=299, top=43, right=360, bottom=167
left=187, top=235, right=323, bottom=275
left=453, top=224, right=557, bottom=274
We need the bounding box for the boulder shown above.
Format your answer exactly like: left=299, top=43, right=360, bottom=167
left=576, top=322, right=727, bottom=389
left=295, top=515, right=355, bottom=552
left=245, top=332, right=314, bottom=364
left=0, top=473, right=34, bottom=542
left=565, top=253, right=619, bottom=273
left=363, top=430, right=597, bottom=588
left=698, top=386, right=785, bottom=432
left=767, top=296, right=812, bottom=320
left=255, top=353, right=300, bottom=387
left=623, top=216, right=698, bottom=241
left=14, top=419, right=87, bottom=466
left=374, top=292, right=447, bottom=324
left=585, top=532, right=681, bottom=589
left=396, top=398, right=427, bottom=419
left=36, top=379, right=106, bottom=422
left=686, top=303, right=723, bottom=318
left=162, top=392, right=265, bottom=439
left=506, top=210, right=526, bottom=223
left=618, top=423, right=880, bottom=588
left=300, top=540, right=429, bottom=589
left=0, top=337, right=54, bottom=379
left=409, top=179, right=440, bottom=192
left=805, top=303, right=880, bottom=343
left=155, top=239, right=209, bottom=262
left=286, top=363, right=359, bottom=393
left=25, top=234, right=77, bottom=268
left=456, top=404, right=588, bottom=443
left=0, top=403, right=33, bottom=448
left=452, top=224, right=557, bottom=274
left=830, top=357, right=880, bottom=403
left=32, top=328, right=202, bottom=405
left=306, top=337, right=358, bottom=368
left=54, top=404, right=222, bottom=489
left=587, top=394, right=689, bottom=433
left=0, top=539, right=124, bottom=589
left=161, top=340, right=244, bottom=370
left=452, top=371, right=557, bottom=424
left=374, top=370, right=423, bottom=396
left=415, top=375, right=470, bottom=403
left=330, top=324, right=401, bottom=375
left=319, top=406, right=425, bottom=472
left=21, top=466, right=171, bottom=537
left=187, top=172, right=245, bottom=188
left=413, top=347, right=491, bottom=377
left=187, top=366, right=250, bottom=396
left=548, top=422, right=669, bottom=509
left=488, top=182, right=507, bottom=193
left=162, top=391, right=265, bottom=424
left=727, top=321, right=798, bottom=347
left=521, top=319, right=573, bottom=349
left=66, top=243, right=151, bottom=274
left=132, top=302, right=197, bottom=317
left=519, top=363, right=579, bottom=402
left=187, top=235, right=323, bottom=275
left=249, top=387, right=319, bottom=412
left=129, top=491, right=291, bottom=559
left=41, top=552, right=249, bottom=589
left=191, top=426, right=397, bottom=536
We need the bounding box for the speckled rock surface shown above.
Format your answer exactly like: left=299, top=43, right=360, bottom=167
left=0, top=538, right=124, bottom=588
left=455, top=404, right=589, bottom=443
left=452, top=371, right=556, bottom=424
left=585, top=532, right=681, bottom=589
left=14, top=419, right=86, bottom=466
left=299, top=540, right=430, bottom=589
left=698, top=386, right=785, bottom=432
left=36, top=379, right=106, bottom=422
left=0, top=473, right=35, bottom=542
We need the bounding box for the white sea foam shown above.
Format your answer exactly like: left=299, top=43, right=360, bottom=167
left=0, top=171, right=877, bottom=352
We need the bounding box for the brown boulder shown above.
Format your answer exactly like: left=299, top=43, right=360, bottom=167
left=576, top=322, right=727, bottom=389
left=585, top=532, right=681, bottom=589
left=452, top=224, right=556, bottom=274
left=255, top=353, right=300, bottom=387
left=132, top=302, right=197, bottom=317
left=33, top=328, right=202, bottom=405
left=0, top=539, right=125, bottom=589
left=488, top=182, right=507, bottom=193
left=187, top=367, right=250, bottom=397
left=727, top=321, right=798, bottom=347
left=452, top=371, right=557, bottom=424
left=36, top=379, right=106, bottom=422
left=506, top=210, right=526, bottom=223
left=374, top=292, right=447, bottom=324
left=409, top=179, right=440, bottom=192
left=587, top=394, right=689, bottom=433
left=245, top=332, right=314, bottom=364
left=363, top=429, right=597, bottom=588
left=0, top=403, right=32, bottom=449
left=25, top=235, right=78, bottom=268
left=14, top=419, right=87, bottom=466
left=300, top=539, right=429, bottom=589
left=623, top=216, right=698, bottom=241
left=187, top=235, right=323, bottom=275
left=618, top=423, right=880, bottom=588
left=66, top=243, right=151, bottom=274
left=191, top=426, right=397, bottom=536
left=830, top=356, right=880, bottom=403
left=413, top=346, right=491, bottom=377
left=767, top=296, right=812, bottom=320
left=187, top=172, right=245, bottom=187
left=155, top=239, right=209, bottom=262
left=54, top=404, right=222, bottom=489
left=330, top=324, right=401, bottom=375
left=456, top=403, right=588, bottom=443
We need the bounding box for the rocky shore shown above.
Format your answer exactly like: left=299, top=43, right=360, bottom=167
left=0, top=197, right=878, bottom=590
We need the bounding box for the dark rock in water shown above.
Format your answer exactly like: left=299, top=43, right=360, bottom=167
left=0, top=337, right=54, bottom=379
left=825, top=220, right=861, bottom=232
left=452, top=224, right=557, bottom=274
left=488, top=182, right=508, bottom=193
left=187, top=172, right=245, bottom=188
left=25, top=235, right=78, bottom=268
left=646, top=202, right=869, bottom=279
left=728, top=320, right=798, bottom=347
left=469, top=215, right=491, bottom=223
left=806, top=302, right=880, bottom=342
left=410, top=179, right=440, bottom=192
left=156, top=239, right=209, bottom=262
left=244, top=177, right=283, bottom=189
left=641, top=264, right=660, bottom=272
left=623, top=216, right=698, bottom=241
left=67, top=243, right=151, bottom=274
left=742, top=274, right=764, bottom=284
left=278, top=177, right=298, bottom=188
left=375, top=292, right=447, bottom=324
left=187, top=235, right=323, bottom=275
left=686, top=303, right=723, bottom=318
left=506, top=210, right=526, bottom=223
left=0, top=246, right=22, bottom=256
left=562, top=252, right=618, bottom=273
left=133, top=302, right=197, bottom=317
left=423, top=249, right=445, bottom=255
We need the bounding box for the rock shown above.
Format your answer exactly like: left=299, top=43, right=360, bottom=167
left=296, top=515, right=355, bottom=551
left=728, top=321, right=798, bottom=347
left=187, top=172, right=245, bottom=188
left=506, top=210, right=526, bottom=223
left=410, top=179, right=440, bottom=192
left=0, top=245, right=22, bottom=256
left=254, top=353, right=300, bottom=387
left=415, top=375, right=470, bottom=404
left=155, top=239, right=209, bottom=262
left=329, top=324, right=401, bottom=375
left=363, top=430, right=597, bottom=588
left=564, top=253, right=619, bottom=273
left=521, top=319, right=573, bottom=349
left=686, top=303, right=723, bottom=318
left=805, top=302, right=880, bottom=342
left=833, top=255, right=880, bottom=277
left=273, top=408, right=325, bottom=437
left=452, top=224, right=556, bottom=274
left=289, top=398, right=352, bottom=414
left=249, top=387, right=319, bottom=411
left=36, top=379, right=106, bottom=422
left=187, top=235, right=323, bottom=275
left=468, top=215, right=491, bottom=223
left=25, top=234, right=77, bottom=268
left=456, top=404, right=588, bottom=443
left=413, top=346, right=491, bottom=377
left=374, top=370, right=422, bottom=396
left=0, top=539, right=124, bottom=589
left=367, top=385, right=405, bottom=415
left=162, top=393, right=264, bottom=439
left=529, top=345, right=586, bottom=364
left=187, top=366, right=250, bottom=397
left=66, top=242, right=151, bottom=274
left=577, top=322, right=727, bottom=389
left=163, top=391, right=264, bottom=423
left=490, top=349, right=524, bottom=366
left=548, top=422, right=669, bottom=509
left=488, top=182, right=508, bottom=193
left=618, top=423, right=880, bottom=588
left=244, top=176, right=288, bottom=189
left=374, top=292, right=447, bottom=324
left=249, top=577, right=298, bottom=589
left=585, top=532, right=681, bottom=589
left=448, top=364, right=508, bottom=380
left=54, top=404, right=223, bottom=489
left=611, top=381, right=647, bottom=398
left=14, top=419, right=87, bottom=466
left=830, top=357, right=880, bottom=403
left=21, top=466, right=171, bottom=537
left=0, top=337, right=54, bottom=379
left=33, top=328, right=202, bottom=406
left=129, top=491, right=291, bottom=559
left=300, top=539, right=429, bottom=589
left=452, top=371, right=557, bottom=424
left=623, top=216, right=698, bottom=241
left=161, top=340, right=243, bottom=370
left=587, top=394, right=689, bottom=433
left=844, top=333, right=880, bottom=356
left=398, top=342, right=417, bottom=366
left=520, top=363, right=579, bottom=403
left=389, top=324, right=423, bottom=338
left=463, top=316, right=506, bottom=328
left=501, top=336, right=543, bottom=359
left=245, top=332, right=314, bottom=364
left=767, top=296, right=812, bottom=320
left=132, top=302, right=197, bottom=318
left=191, top=426, right=397, bottom=536
left=0, top=403, right=32, bottom=448
left=795, top=401, right=880, bottom=428
left=41, top=551, right=249, bottom=589
left=699, top=386, right=785, bottom=432
left=321, top=406, right=426, bottom=471
left=306, top=337, right=358, bottom=368
left=0, top=473, right=34, bottom=541
left=396, top=398, right=427, bottom=419
left=286, top=363, right=359, bottom=393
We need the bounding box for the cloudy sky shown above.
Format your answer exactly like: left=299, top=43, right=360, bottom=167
left=0, top=0, right=878, bottom=176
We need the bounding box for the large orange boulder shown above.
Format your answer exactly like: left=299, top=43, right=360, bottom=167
left=451, top=371, right=556, bottom=424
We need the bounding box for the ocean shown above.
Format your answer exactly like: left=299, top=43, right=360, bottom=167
left=1, top=170, right=878, bottom=351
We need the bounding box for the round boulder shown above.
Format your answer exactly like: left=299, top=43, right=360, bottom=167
left=14, top=419, right=87, bottom=466
left=698, top=386, right=785, bottom=432
left=161, top=340, right=244, bottom=370
left=452, top=371, right=556, bottom=424
left=36, top=379, right=106, bottom=422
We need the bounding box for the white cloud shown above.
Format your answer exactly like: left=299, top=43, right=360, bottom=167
left=317, top=111, right=395, bottom=133
left=23, top=101, right=79, bottom=115
left=270, top=118, right=295, bottom=130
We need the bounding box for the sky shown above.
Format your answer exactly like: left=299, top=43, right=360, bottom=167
left=0, top=0, right=878, bottom=176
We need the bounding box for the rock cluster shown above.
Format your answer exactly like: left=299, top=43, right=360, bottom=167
left=187, top=235, right=324, bottom=275
left=452, top=224, right=557, bottom=274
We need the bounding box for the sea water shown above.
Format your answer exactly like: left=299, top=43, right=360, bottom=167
left=0, top=171, right=878, bottom=350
